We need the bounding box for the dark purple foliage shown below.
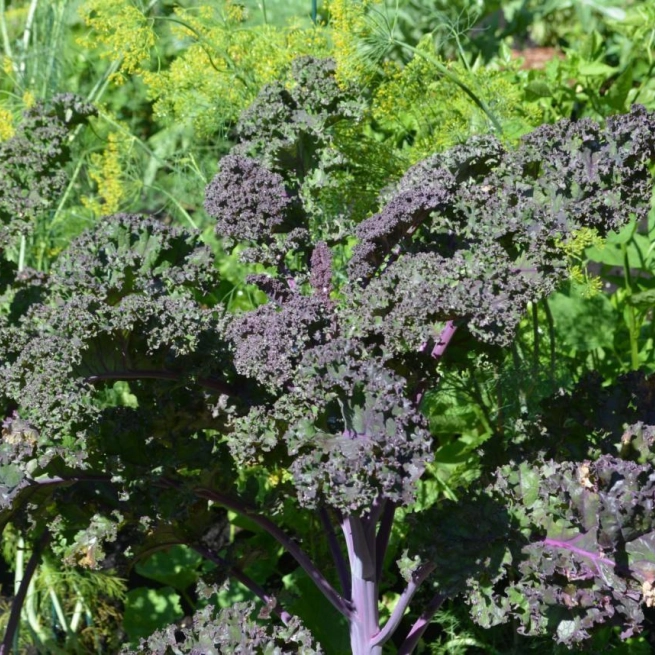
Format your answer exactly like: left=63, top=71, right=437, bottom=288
left=204, top=155, right=299, bottom=242
left=123, top=601, right=322, bottom=654
left=0, top=94, right=96, bottom=244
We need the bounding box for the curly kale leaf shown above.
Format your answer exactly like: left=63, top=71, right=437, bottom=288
left=229, top=338, right=432, bottom=513
left=228, top=293, right=334, bottom=391
left=0, top=94, right=96, bottom=244
left=123, top=601, right=322, bottom=654
left=347, top=106, right=655, bottom=352
left=235, top=56, right=364, bottom=174
left=478, top=456, right=655, bottom=645
left=205, top=155, right=304, bottom=244
left=0, top=215, right=233, bottom=452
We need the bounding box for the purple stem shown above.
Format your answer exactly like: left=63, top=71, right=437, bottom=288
left=542, top=537, right=616, bottom=569
left=342, top=515, right=380, bottom=655
left=365, top=496, right=386, bottom=544
left=85, top=369, right=237, bottom=396
left=371, top=562, right=436, bottom=648
left=0, top=530, right=50, bottom=655
left=195, top=487, right=352, bottom=618
left=192, top=544, right=292, bottom=625
left=28, top=475, right=110, bottom=487
left=319, top=507, right=351, bottom=600
left=375, top=502, right=395, bottom=583
left=397, top=591, right=446, bottom=655
left=431, top=321, right=458, bottom=358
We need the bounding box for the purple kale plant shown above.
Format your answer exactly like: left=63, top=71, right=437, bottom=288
left=2, top=61, right=655, bottom=654
left=0, top=94, right=96, bottom=245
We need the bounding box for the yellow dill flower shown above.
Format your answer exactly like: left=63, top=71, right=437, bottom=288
left=224, top=0, right=245, bottom=23
left=560, top=226, right=604, bottom=258
left=142, top=7, right=330, bottom=137
left=557, top=228, right=604, bottom=297
left=326, top=0, right=382, bottom=85
left=1, top=56, right=13, bottom=75
left=82, top=132, right=127, bottom=217
left=372, top=39, right=542, bottom=161
left=0, top=107, right=15, bottom=141
left=267, top=468, right=292, bottom=487
left=22, top=90, right=35, bottom=108
left=78, top=0, right=155, bottom=83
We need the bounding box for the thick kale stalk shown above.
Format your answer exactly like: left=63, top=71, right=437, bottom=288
left=2, top=59, right=655, bottom=652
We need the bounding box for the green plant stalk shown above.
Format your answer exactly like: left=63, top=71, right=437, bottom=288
left=41, top=0, right=66, bottom=99
left=153, top=15, right=252, bottom=87
left=17, top=235, right=26, bottom=272
left=144, top=183, right=199, bottom=230
left=14, top=538, right=24, bottom=598
left=2, top=534, right=49, bottom=655
left=0, top=0, right=14, bottom=59
left=41, top=564, right=68, bottom=633
left=69, top=597, right=83, bottom=634
left=47, top=155, right=87, bottom=235
left=621, top=240, right=641, bottom=370
left=18, top=0, right=39, bottom=86
left=11, top=536, right=24, bottom=653
left=24, top=575, right=47, bottom=645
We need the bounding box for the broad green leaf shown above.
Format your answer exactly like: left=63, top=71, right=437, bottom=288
left=0, top=465, right=23, bottom=489
left=123, top=586, right=183, bottom=643
left=283, top=570, right=349, bottom=654
left=627, top=290, right=655, bottom=309
left=578, top=61, right=617, bottom=76
left=135, top=544, right=204, bottom=591
left=525, top=80, right=553, bottom=100
left=626, top=532, right=655, bottom=582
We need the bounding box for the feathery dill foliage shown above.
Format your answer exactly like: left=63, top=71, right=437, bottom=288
left=79, top=0, right=332, bottom=137
left=78, top=0, right=157, bottom=83
left=3, top=55, right=655, bottom=651
left=372, top=38, right=543, bottom=158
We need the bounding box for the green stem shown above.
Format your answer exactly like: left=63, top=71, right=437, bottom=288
left=41, top=0, right=66, bottom=98
left=41, top=564, right=68, bottom=633
left=17, top=235, right=26, bottom=272
left=69, top=596, right=84, bottom=634
left=531, top=302, right=539, bottom=375
left=621, top=240, right=640, bottom=370
left=141, top=183, right=199, bottom=230
left=47, top=155, right=87, bottom=234
left=154, top=16, right=251, bottom=87
left=18, top=0, right=39, bottom=86
left=543, top=298, right=556, bottom=383
left=392, top=40, right=504, bottom=135
left=0, top=0, right=14, bottom=60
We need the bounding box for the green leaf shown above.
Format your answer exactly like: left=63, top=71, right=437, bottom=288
left=627, top=290, right=655, bottom=310
left=606, top=63, right=634, bottom=111
left=123, top=586, right=183, bottom=643
left=626, top=532, right=655, bottom=582
left=548, top=286, right=618, bottom=351
left=283, top=569, right=349, bottom=654
left=135, top=544, right=203, bottom=591
left=525, top=80, right=553, bottom=100
left=578, top=61, right=618, bottom=77
left=0, top=465, right=23, bottom=489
